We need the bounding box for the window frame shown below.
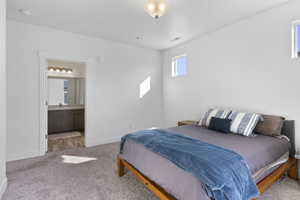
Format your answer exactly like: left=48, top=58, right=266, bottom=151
left=172, top=54, right=187, bottom=77
left=291, top=21, right=300, bottom=59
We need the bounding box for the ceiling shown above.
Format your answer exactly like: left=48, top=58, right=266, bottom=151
left=7, top=0, right=289, bottom=50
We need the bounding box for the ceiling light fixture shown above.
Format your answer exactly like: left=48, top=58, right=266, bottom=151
left=145, top=0, right=168, bottom=19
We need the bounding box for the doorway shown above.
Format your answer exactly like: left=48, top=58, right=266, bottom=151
left=39, top=57, right=86, bottom=155
left=39, top=53, right=95, bottom=155
left=46, top=59, right=86, bottom=152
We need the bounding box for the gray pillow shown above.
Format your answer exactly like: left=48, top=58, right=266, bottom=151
left=199, top=108, right=232, bottom=127
left=254, top=115, right=285, bottom=136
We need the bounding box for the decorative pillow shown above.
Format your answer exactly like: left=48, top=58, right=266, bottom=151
left=229, top=111, right=263, bottom=136
left=254, top=115, right=285, bottom=136
left=208, top=117, right=232, bottom=133
left=199, top=108, right=232, bottom=127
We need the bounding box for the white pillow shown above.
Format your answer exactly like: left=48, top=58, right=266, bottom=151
left=229, top=111, right=263, bottom=136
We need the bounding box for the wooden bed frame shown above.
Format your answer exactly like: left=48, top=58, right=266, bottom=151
left=118, top=156, right=298, bottom=200
left=118, top=120, right=298, bottom=199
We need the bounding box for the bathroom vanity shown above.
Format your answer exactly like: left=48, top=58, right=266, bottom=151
left=47, top=77, right=85, bottom=135
left=48, top=106, right=84, bottom=134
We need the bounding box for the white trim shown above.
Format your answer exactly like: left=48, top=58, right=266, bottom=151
left=0, top=177, right=7, bottom=199
left=85, top=136, right=122, bottom=147
left=291, top=20, right=300, bottom=59
left=38, top=51, right=99, bottom=156
left=38, top=52, right=95, bottom=63
left=38, top=52, right=48, bottom=156
left=7, top=150, right=41, bottom=162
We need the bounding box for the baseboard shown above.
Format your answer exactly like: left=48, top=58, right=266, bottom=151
left=85, top=136, right=121, bottom=147
left=8, top=136, right=122, bottom=161
left=7, top=150, right=42, bottom=162
left=0, top=177, right=7, bottom=199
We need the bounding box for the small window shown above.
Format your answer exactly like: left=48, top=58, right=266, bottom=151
left=292, top=22, right=300, bottom=58
left=172, top=55, right=187, bottom=77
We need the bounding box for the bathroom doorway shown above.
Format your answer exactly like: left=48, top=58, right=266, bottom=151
left=46, top=59, right=86, bottom=152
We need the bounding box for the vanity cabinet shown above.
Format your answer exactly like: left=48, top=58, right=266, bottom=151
left=48, top=109, right=84, bottom=134
left=73, top=110, right=85, bottom=131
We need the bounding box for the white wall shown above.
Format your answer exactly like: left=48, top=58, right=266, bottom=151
left=0, top=0, right=7, bottom=197
left=7, top=20, right=163, bottom=161
left=9, top=1, right=300, bottom=162
left=162, top=0, right=300, bottom=150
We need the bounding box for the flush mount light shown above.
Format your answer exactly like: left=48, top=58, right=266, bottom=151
left=145, top=0, right=168, bottom=19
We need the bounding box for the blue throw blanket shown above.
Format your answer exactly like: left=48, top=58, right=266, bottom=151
left=120, top=129, right=259, bottom=200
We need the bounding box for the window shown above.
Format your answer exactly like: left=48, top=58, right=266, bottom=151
left=172, top=55, right=187, bottom=77
left=292, top=22, right=300, bottom=58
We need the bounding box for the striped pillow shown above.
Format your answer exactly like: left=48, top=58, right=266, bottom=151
left=199, top=108, right=232, bottom=127
left=229, top=111, right=263, bottom=136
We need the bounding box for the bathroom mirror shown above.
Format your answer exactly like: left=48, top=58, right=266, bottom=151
left=48, top=77, right=85, bottom=106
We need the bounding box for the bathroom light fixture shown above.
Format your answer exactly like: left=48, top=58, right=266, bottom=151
left=48, top=66, right=73, bottom=73
left=145, top=0, right=168, bottom=19
left=49, top=67, right=55, bottom=72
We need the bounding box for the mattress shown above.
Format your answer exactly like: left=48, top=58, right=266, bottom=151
left=120, top=125, right=290, bottom=200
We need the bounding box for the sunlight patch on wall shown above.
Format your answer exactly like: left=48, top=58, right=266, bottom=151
left=61, top=155, right=97, bottom=164
left=139, top=76, right=151, bottom=98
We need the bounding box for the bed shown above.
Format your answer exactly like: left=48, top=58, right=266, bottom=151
left=118, top=120, right=298, bottom=200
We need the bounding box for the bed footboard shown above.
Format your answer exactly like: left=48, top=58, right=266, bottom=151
left=117, top=156, right=176, bottom=200
left=118, top=156, right=298, bottom=200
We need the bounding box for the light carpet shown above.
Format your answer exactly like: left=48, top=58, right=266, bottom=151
left=3, top=143, right=300, bottom=200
